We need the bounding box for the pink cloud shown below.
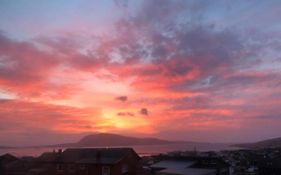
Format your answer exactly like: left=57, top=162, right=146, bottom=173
left=0, top=0, right=281, bottom=144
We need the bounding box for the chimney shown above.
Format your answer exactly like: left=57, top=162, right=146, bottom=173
left=57, top=149, right=63, bottom=163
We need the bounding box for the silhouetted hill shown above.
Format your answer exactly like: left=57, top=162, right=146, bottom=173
left=54, top=133, right=187, bottom=147
left=0, top=146, right=13, bottom=149
left=234, top=137, right=281, bottom=149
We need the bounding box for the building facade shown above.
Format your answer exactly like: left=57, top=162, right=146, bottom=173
left=38, top=148, right=141, bottom=175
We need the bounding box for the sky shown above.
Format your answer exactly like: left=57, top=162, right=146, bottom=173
left=0, top=0, right=281, bottom=146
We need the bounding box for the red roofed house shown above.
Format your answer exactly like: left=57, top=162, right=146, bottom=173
left=37, top=148, right=141, bottom=175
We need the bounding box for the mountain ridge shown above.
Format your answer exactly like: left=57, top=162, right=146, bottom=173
left=0, top=146, right=14, bottom=149
left=50, top=133, right=190, bottom=147
left=234, top=137, right=281, bottom=149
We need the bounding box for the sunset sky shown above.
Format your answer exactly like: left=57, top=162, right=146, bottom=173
left=1, top=0, right=281, bottom=146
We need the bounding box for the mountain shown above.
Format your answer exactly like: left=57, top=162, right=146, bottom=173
left=0, top=146, right=13, bottom=149
left=54, top=133, right=187, bottom=147
left=234, top=137, right=281, bottom=149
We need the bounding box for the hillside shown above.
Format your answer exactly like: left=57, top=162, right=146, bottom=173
left=55, top=133, right=186, bottom=147
left=0, top=146, right=13, bottom=149
left=234, top=137, right=281, bottom=149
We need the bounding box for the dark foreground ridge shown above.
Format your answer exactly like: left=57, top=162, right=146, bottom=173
left=2, top=147, right=281, bottom=175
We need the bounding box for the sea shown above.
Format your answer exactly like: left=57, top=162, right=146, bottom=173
left=0, top=143, right=240, bottom=157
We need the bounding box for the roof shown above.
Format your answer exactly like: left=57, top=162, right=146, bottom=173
left=151, top=160, right=195, bottom=169
left=4, top=160, right=26, bottom=171
left=258, top=157, right=281, bottom=168
left=0, top=153, right=18, bottom=165
left=38, top=152, right=59, bottom=162
left=159, top=168, right=216, bottom=175
left=38, top=147, right=140, bottom=165
left=151, top=160, right=216, bottom=175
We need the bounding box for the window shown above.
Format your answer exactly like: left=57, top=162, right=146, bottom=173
left=102, top=166, right=110, bottom=175
left=68, top=164, right=75, bottom=172
left=57, top=164, right=63, bottom=172
left=80, top=165, right=86, bottom=170
left=122, top=164, right=128, bottom=173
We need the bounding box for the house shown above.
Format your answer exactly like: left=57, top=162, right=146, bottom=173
left=37, top=147, right=141, bottom=175
left=258, top=157, right=281, bottom=175
left=150, top=156, right=229, bottom=175
left=0, top=153, right=18, bottom=165
left=0, top=153, right=19, bottom=175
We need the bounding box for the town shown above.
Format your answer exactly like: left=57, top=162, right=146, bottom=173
left=1, top=147, right=281, bottom=175
left=1, top=0, right=281, bottom=175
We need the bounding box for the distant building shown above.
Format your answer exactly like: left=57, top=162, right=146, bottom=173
left=258, top=157, right=281, bottom=175
left=37, top=148, right=141, bottom=175
left=150, top=160, right=216, bottom=175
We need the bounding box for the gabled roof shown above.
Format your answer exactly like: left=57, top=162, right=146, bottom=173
left=38, top=147, right=140, bottom=165
left=38, top=152, right=59, bottom=162
left=0, top=153, right=18, bottom=165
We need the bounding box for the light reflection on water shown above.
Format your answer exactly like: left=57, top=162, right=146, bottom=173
left=0, top=143, right=238, bottom=157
